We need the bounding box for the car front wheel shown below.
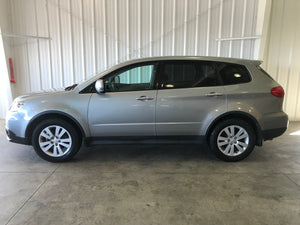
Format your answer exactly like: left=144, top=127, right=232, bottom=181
left=32, top=119, right=81, bottom=162
left=209, top=119, right=256, bottom=161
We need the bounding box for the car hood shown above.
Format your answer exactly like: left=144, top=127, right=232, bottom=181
left=15, top=90, right=68, bottom=102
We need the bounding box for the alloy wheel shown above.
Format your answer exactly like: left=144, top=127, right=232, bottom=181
left=38, top=125, right=72, bottom=157
left=217, top=125, right=249, bottom=157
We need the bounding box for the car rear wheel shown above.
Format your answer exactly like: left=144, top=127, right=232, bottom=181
left=209, top=119, right=256, bottom=161
left=32, top=119, right=81, bottom=162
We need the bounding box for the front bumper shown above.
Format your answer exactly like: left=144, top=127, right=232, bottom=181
left=5, top=108, right=31, bottom=144
left=6, top=128, right=30, bottom=145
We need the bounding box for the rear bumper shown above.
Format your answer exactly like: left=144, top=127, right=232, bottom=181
left=6, top=128, right=30, bottom=145
left=260, top=111, right=288, bottom=141
left=262, top=127, right=287, bottom=141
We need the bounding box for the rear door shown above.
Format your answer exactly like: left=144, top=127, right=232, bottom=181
left=155, top=60, right=227, bottom=136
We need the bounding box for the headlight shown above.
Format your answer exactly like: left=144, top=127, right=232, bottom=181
left=10, top=101, right=24, bottom=112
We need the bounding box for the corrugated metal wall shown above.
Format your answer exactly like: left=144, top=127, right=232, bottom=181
left=0, top=0, right=13, bottom=119
left=263, top=0, right=300, bottom=121
left=8, top=0, right=259, bottom=97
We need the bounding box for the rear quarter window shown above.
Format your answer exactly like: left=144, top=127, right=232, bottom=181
left=217, top=63, right=251, bottom=85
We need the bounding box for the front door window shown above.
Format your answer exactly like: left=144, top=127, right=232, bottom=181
left=104, top=64, right=156, bottom=92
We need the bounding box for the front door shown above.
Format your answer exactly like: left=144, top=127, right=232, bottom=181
left=88, top=63, right=158, bottom=136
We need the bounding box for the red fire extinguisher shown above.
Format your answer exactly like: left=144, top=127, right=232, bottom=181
left=9, top=58, right=15, bottom=83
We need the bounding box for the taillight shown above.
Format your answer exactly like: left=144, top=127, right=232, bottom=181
left=271, top=86, right=285, bottom=97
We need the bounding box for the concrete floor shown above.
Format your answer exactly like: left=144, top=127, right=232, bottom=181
left=0, top=120, right=300, bottom=225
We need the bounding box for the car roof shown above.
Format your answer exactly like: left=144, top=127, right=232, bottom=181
left=116, top=56, right=262, bottom=67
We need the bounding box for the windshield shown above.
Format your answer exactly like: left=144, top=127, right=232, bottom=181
left=64, top=84, right=78, bottom=91
left=75, top=67, right=118, bottom=90
left=65, top=72, right=104, bottom=91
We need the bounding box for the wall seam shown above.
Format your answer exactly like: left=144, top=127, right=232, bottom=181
left=45, top=0, right=54, bottom=90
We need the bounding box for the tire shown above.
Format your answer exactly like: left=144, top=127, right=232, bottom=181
left=209, top=119, right=256, bottom=162
left=32, top=119, right=81, bottom=162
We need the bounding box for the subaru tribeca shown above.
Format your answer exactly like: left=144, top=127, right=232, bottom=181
left=6, top=57, right=288, bottom=162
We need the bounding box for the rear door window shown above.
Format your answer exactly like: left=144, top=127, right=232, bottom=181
left=217, top=63, right=251, bottom=85
left=159, top=61, right=221, bottom=89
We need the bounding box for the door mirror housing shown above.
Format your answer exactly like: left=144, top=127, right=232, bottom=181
left=95, top=79, right=105, bottom=94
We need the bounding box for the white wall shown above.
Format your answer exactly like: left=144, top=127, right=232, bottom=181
left=262, top=0, right=300, bottom=121
left=4, top=0, right=300, bottom=121
left=0, top=0, right=13, bottom=118
left=7, top=0, right=260, bottom=97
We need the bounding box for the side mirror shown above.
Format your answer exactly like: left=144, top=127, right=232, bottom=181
left=95, top=79, right=105, bottom=94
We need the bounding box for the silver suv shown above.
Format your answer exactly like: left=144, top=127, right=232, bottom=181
left=6, top=57, right=288, bottom=162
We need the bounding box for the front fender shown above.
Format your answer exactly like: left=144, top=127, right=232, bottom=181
left=26, top=108, right=90, bottom=138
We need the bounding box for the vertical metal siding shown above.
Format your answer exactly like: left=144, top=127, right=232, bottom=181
left=0, top=0, right=13, bottom=119
left=9, top=0, right=259, bottom=95
left=263, top=0, right=300, bottom=121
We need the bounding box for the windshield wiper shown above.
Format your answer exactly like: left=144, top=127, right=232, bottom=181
left=65, top=84, right=78, bottom=91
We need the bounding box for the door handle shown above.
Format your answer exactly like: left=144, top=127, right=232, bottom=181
left=136, top=96, right=154, bottom=101
left=205, top=92, right=223, bottom=97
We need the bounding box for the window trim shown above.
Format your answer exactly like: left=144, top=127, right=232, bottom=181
left=79, top=60, right=253, bottom=94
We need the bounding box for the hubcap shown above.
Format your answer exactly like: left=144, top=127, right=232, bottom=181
left=217, top=125, right=249, bottom=157
left=38, top=125, right=72, bottom=157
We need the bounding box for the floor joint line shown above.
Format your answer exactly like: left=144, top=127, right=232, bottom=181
left=5, top=165, right=60, bottom=225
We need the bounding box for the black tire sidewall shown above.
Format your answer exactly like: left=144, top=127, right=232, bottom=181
left=32, top=119, right=81, bottom=162
left=209, top=119, right=256, bottom=162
